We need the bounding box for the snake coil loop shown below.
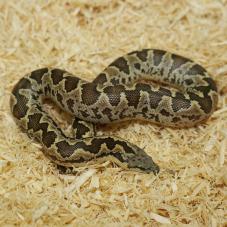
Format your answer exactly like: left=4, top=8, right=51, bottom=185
left=10, top=49, right=218, bottom=174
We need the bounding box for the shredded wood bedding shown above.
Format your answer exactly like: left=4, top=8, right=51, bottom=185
left=0, top=0, right=226, bottom=226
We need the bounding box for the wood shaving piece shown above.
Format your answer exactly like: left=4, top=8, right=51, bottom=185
left=219, top=134, right=226, bottom=166
left=0, top=160, right=8, bottom=172
left=171, top=181, right=178, bottom=192
left=204, top=131, right=217, bottom=152
left=65, top=168, right=96, bottom=193
left=112, top=182, right=132, bottom=194
left=149, top=212, right=171, bottom=224
left=89, top=175, right=100, bottom=189
left=32, top=203, right=49, bottom=221
left=16, top=212, right=25, bottom=221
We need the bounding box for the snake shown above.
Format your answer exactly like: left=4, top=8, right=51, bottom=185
left=10, top=49, right=218, bottom=174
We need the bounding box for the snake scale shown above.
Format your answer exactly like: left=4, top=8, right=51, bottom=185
left=10, top=49, right=218, bottom=174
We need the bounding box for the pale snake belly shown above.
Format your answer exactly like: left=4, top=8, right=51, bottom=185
left=10, top=49, right=218, bottom=174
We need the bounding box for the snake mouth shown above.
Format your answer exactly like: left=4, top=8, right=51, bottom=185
left=129, top=165, right=160, bottom=175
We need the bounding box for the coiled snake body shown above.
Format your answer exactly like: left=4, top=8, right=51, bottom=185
left=10, top=49, right=218, bottom=174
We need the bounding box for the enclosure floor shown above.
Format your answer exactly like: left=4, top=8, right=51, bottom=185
left=0, top=1, right=226, bottom=226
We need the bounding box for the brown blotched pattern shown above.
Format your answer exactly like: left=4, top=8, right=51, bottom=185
left=10, top=49, right=218, bottom=174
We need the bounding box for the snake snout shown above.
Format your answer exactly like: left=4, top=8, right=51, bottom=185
left=127, top=147, right=160, bottom=174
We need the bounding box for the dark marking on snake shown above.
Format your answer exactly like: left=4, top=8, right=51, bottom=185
left=51, top=69, right=65, bottom=85
left=110, top=57, right=130, bottom=74
left=64, top=76, right=80, bottom=92
left=30, top=68, right=48, bottom=84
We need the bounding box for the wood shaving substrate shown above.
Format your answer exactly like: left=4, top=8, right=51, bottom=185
left=0, top=1, right=226, bottom=226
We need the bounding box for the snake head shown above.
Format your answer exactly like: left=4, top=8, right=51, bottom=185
left=123, top=145, right=160, bottom=174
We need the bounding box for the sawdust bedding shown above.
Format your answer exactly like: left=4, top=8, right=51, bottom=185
left=0, top=0, right=226, bottom=226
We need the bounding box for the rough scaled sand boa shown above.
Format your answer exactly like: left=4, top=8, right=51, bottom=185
left=10, top=49, right=218, bottom=174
